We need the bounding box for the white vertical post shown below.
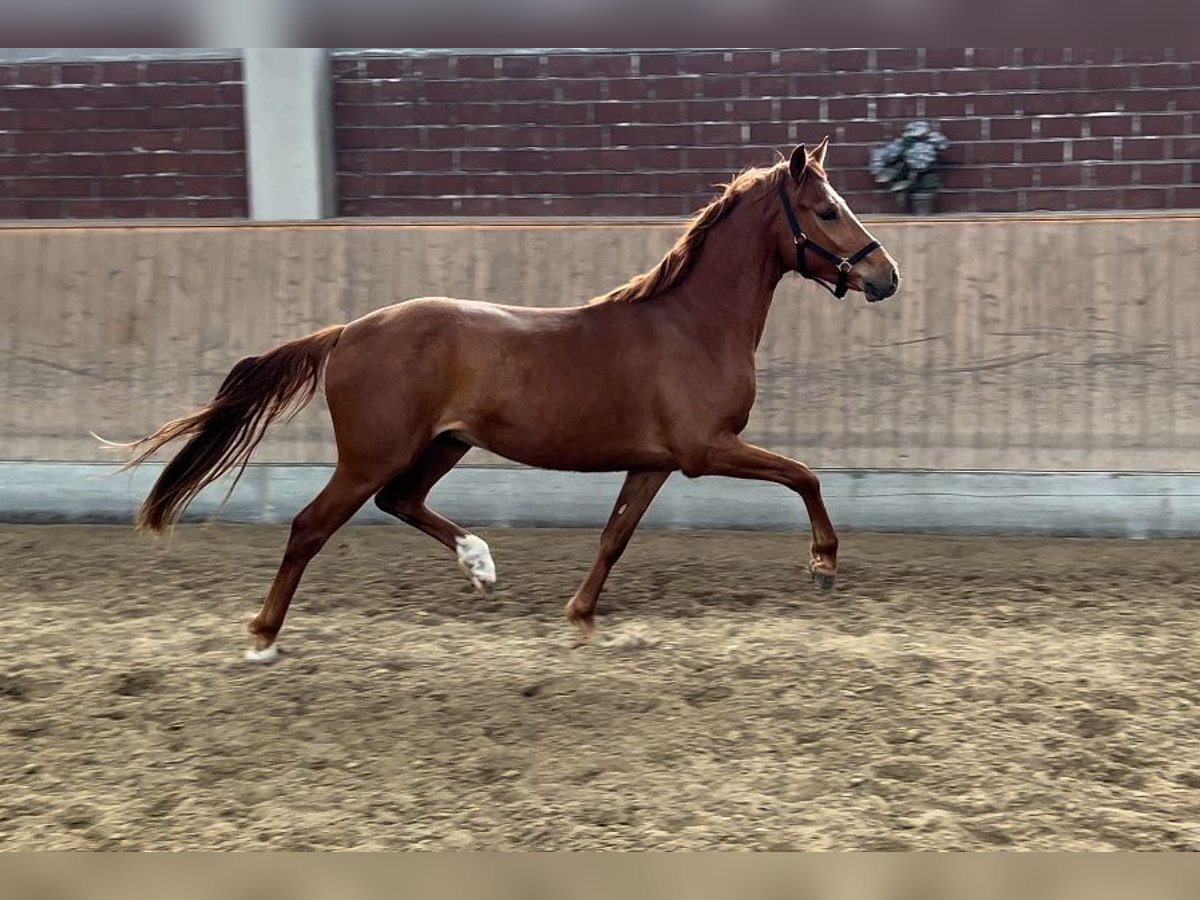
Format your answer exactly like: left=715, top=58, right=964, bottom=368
left=242, top=48, right=335, bottom=220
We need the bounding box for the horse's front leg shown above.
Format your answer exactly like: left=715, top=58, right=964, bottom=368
left=685, top=436, right=838, bottom=590
left=566, top=469, right=671, bottom=643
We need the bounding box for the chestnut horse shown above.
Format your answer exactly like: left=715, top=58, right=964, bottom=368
left=116, top=139, right=899, bottom=662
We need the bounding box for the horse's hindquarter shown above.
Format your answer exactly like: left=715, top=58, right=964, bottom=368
left=330, top=298, right=674, bottom=472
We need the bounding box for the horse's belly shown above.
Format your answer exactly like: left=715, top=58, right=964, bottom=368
left=446, top=400, right=672, bottom=473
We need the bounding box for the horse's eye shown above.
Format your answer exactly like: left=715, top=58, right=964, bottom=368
left=817, top=207, right=838, bottom=221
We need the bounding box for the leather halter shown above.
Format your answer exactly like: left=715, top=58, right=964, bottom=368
left=776, top=182, right=880, bottom=299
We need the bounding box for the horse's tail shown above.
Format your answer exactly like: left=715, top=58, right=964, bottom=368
left=112, top=325, right=345, bottom=533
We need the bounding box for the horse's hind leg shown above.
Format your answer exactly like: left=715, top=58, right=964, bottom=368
left=373, top=434, right=496, bottom=594
left=566, top=470, right=670, bottom=643
left=245, top=464, right=381, bottom=662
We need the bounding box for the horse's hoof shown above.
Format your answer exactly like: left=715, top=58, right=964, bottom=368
left=809, top=564, right=837, bottom=592
left=456, top=534, right=497, bottom=597
left=570, top=626, right=595, bottom=649
left=565, top=600, right=596, bottom=646
left=244, top=643, right=281, bottom=664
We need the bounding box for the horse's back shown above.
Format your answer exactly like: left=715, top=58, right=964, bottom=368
left=328, top=295, right=670, bottom=471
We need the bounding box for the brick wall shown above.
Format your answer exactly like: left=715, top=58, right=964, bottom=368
left=2, top=49, right=1196, bottom=220
left=334, top=48, right=1200, bottom=217
left=0, top=58, right=247, bottom=218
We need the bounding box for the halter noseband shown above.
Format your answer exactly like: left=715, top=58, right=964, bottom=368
left=776, top=182, right=880, bottom=299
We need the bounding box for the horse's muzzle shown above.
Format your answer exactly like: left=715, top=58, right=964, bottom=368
left=864, top=268, right=900, bottom=302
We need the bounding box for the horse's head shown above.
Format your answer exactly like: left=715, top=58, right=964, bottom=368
left=775, top=137, right=900, bottom=302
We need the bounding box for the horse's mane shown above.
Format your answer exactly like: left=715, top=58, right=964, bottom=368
left=596, top=158, right=815, bottom=305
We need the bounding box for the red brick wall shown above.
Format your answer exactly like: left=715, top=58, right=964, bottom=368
left=3, top=50, right=1196, bottom=220
left=0, top=58, right=247, bottom=218
left=333, top=48, right=1200, bottom=217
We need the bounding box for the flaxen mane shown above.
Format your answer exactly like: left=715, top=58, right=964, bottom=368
left=597, top=157, right=823, bottom=305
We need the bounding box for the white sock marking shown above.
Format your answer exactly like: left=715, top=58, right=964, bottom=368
left=244, top=644, right=280, bottom=664
left=456, top=533, right=497, bottom=594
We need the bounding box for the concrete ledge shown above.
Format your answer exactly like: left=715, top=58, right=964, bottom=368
left=4, top=462, right=1200, bottom=537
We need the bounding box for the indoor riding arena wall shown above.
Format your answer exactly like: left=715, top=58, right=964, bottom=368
left=4, top=48, right=1198, bottom=220
left=4, top=212, right=1200, bottom=535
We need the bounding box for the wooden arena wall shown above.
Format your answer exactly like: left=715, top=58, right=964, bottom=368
left=4, top=212, right=1200, bottom=474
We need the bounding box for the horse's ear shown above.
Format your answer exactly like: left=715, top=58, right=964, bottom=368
left=813, top=135, right=830, bottom=166
left=788, top=144, right=809, bottom=182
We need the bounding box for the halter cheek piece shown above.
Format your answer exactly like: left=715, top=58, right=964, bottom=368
left=776, top=182, right=880, bottom=299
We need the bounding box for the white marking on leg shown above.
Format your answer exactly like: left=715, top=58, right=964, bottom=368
left=456, top=533, right=497, bottom=595
left=616, top=503, right=628, bottom=516
left=244, top=643, right=280, bottom=664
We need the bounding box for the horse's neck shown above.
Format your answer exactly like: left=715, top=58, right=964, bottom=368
left=669, top=205, right=784, bottom=354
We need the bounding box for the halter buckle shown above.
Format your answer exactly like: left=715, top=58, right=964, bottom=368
left=837, top=258, right=852, bottom=274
